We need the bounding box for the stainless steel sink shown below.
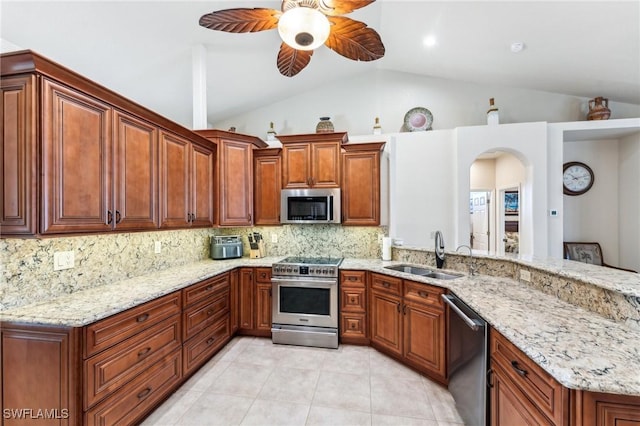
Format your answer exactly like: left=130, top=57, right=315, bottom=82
left=383, top=264, right=463, bottom=280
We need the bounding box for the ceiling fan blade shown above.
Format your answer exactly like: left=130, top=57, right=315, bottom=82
left=325, top=16, right=385, bottom=61
left=277, top=43, right=313, bottom=77
left=318, top=0, right=375, bottom=16
left=199, top=8, right=281, bottom=33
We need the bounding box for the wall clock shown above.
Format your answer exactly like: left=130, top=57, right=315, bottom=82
left=563, top=162, right=594, bottom=195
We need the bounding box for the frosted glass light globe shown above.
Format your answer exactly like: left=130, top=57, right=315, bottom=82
left=278, top=7, right=330, bottom=51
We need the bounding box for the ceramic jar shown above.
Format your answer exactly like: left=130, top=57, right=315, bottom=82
left=587, top=97, right=611, bottom=120
left=316, top=117, right=334, bottom=133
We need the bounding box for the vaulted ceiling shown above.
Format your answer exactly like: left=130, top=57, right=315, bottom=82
left=2, top=1, right=638, bottom=128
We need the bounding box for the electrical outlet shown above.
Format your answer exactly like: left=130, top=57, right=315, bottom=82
left=271, top=234, right=278, bottom=243
left=154, top=241, right=162, bottom=254
left=378, top=233, right=384, bottom=243
left=53, top=251, right=74, bottom=271
left=520, top=269, right=531, bottom=282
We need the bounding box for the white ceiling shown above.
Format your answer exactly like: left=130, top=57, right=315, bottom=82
left=2, top=1, right=639, bottom=128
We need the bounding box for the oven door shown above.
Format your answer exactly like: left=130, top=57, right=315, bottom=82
left=271, top=277, right=338, bottom=329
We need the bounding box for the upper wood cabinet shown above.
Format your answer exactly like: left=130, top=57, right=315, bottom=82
left=195, top=130, right=267, bottom=227
left=0, top=75, right=37, bottom=235
left=278, top=132, right=347, bottom=189
left=0, top=50, right=216, bottom=236
left=341, top=142, right=385, bottom=226
left=253, top=148, right=282, bottom=225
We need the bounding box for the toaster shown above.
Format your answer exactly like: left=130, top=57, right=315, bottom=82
left=210, top=235, right=243, bottom=260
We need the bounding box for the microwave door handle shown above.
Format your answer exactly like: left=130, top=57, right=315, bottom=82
left=328, top=195, right=333, bottom=221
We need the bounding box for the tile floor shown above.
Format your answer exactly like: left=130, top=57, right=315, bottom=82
left=142, top=337, right=465, bottom=426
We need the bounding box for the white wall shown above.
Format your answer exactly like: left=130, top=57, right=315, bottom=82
left=495, top=154, right=526, bottom=189
left=455, top=123, right=548, bottom=257
left=563, top=140, right=621, bottom=265
left=388, top=130, right=456, bottom=249
left=470, top=159, right=496, bottom=190
left=212, top=69, right=640, bottom=139
left=618, top=133, right=640, bottom=271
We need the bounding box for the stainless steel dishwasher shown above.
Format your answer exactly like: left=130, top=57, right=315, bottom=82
left=442, top=293, right=488, bottom=426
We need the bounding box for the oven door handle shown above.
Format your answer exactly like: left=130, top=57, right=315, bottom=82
left=271, top=326, right=338, bottom=336
left=271, top=277, right=337, bottom=286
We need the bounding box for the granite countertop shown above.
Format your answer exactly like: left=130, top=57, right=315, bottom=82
left=2, top=256, right=639, bottom=396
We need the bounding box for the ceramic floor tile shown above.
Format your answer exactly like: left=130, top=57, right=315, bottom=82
left=305, top=406, right=372, bottom=426
left=370, top=374, right=436, bottom=419
left=182, top=360, right=231, bottom=392
left=321, top=345, right=371, bottom=375
left=233, top=342, right=286, bottom=367
left=141, top=390, right=203, bottom=425
left=372, top=414, right=440, bottom=426
left=176, top=393, right=254, bottom=426
left=209, top=363, right=273, bottom=398
left=312, top=370, right=371, bottom=412
left=369, top=350, right=424, bottom=381
left=277, top=345, right=328, bottom=371
left=240, top=399, right=309, bottom=426
left=258, top=367, right=320, bottom=404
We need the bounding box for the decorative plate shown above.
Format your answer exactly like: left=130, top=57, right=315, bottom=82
left=404, top=107, right=433, bottom=132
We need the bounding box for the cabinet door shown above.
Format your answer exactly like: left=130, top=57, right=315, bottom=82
left=230, top=269, right=239, bottom=334
left=310, top=142, right=341, bottom=188
left=580, top=390, right=640, bottom=426
left=255, top=283, right=273, bottom=335
left=403, top=301, right=446, bottom=382
left=41, top=78, right=112, bottom=234
left=219, top=139, right=253, bottom=226
left=239, top=268, right=255, bottom=331
left=190, top=143, right=215, bottom=227
left=254, top=154, right=281, bottom=225
left=491, top=362, right=554, bottom=426
left=2, top=324, right=81, bottom=425
left=113, top=111, right=158, bottom=230
left=1, top=75, right=37, bottom=235
left=369, top=290, right=402, bottom=356
left=159, top=131, right=190, bottom=228
left=342, top=150, right=380, bottom=225
left=282, top=143, right=311, bottom=188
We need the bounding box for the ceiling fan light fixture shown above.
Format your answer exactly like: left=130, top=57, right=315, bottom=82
left=277, top=7, right=330, bottom=51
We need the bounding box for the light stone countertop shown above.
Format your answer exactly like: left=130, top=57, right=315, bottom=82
left=2, top=256, right=639, bottom=396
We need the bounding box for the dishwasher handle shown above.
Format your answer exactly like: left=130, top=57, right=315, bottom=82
left=441, top=294, right=484, bottom=331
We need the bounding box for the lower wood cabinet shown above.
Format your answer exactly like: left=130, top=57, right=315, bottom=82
left=576, top=390, right=640, bottom=426
left=339, top=270, right=369, bottom=344
left=369, top=273, right=446, bottom=384
left=238, top=267, right=272, bottom=337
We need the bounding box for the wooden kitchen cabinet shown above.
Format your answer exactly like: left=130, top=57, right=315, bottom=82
left=238, top=267, right=272, bottom=336
left=230, top=269, right=240, bottom=334
left=278, top=132, right=347, bottom=189
left=0, top=75, right=37, bottom=235
left=195, top=130, right=267, bottom=226
left=576, top=390, right=640, bottom=426
left=255, top=268, right=273, bottom=336
left=369, top=274, right=446, bottom=384
left=253, top=148, right=282, bottom=225
left=340, top=270, right=369, bottom=344
left=1, top=324, right=82, bottom=425
left=159, top=130, right=215, bottom=228
left=239, top=268, right=256, bottom=331
left=341, top=142, right=385, bottom=226
left=490, top=328, right=569, bottom=426
left=1, top=50, right=217, bottom=236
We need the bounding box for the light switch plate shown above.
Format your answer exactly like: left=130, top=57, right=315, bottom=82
left=519, top=269, right=531, bottom=282
left=54, top=251, right=74, bottom=271
left=154, top=241, right=162, bottom=254
left=271, top=234, right=278, bottom=243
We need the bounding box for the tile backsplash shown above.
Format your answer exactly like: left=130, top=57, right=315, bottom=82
left=0, top=225, right=386, bottom=310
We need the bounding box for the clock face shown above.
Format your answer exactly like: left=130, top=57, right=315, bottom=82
left=563, top=162, right=594, bottom=195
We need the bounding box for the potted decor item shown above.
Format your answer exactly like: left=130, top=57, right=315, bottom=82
left=587, top=97, right=611, bottom=120
left=316, top=117, right=334, bottom=133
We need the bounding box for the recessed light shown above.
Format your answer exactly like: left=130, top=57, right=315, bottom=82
left=510, top=42, right=525, bottom=53
left=423, top=35, right=437, bottom=48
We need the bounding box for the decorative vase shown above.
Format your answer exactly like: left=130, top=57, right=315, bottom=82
left=587, top=97, right=611, bottom=120
left=316, top=117, right=334, bottom=133
left=372, top=117, right=382, bottom=135
left=487, top=98, right=499, bottom=125
left=266, top=122, right=277, bottom=141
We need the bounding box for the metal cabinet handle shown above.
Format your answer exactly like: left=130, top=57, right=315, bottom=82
left=138, top=347, right=151, bottom=358
left=206, top=285, right=213, bottom=291
left=487, top=368, right=494, bottom=388
left=137, top=387, right=152, bottom=399
left=207, top=309, right=215, bottom=316
left=115, top=210, right=122, bottom=224
left=382, top=282, right=391, bottom=288
left=418, top=291, right=428, bottom=298
left=402, top=304, right=407, bottom=315
left=107, top=210, right=113, bottom=225
left=511, top=360, right=528, bottom=377
left=136, top=313, right=149, bottom=323
left=206, top=337, right=215, bottom=345
left=396, top=303, right=401, bottom=312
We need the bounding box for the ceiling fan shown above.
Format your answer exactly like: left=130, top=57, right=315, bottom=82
left=199, top=0, right=385, bottom=77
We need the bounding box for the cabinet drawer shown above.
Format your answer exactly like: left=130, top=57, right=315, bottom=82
left=183, top=288, right=229, bottom=341
left=341, top=270, right=366, bottom=286
left=85, top=349, right=182, bottom=426
left=183, top=317, right=230, bottom=376
left=340, top=313, right=367, bottom=337
left=403, top=280, right=445, bottom=309
left=341, top=286, right=366, bottom=312
left=255, top=267, right=272, bottom=283
left=183, top=273, right=229, bottom=308
left=491, top=330, right=568, bottom=425
left=370, top=273, right=402, bottom=296
left=84, top=292, right=181, bottom=358
left=84, top=315, right=181, bottom=409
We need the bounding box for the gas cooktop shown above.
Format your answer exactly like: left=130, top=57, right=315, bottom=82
left=277, top=256, right=343, bottom=266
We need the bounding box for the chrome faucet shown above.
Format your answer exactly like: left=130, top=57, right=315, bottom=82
left=456, top=244, right=477, bottom=276
left=435, top=231, right=445, bottom=269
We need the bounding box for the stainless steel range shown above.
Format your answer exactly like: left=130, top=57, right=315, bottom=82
left=271, top=256, right=343, bottom=349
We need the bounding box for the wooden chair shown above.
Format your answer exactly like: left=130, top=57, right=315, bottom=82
left=563, top=242, right=637, bottom=273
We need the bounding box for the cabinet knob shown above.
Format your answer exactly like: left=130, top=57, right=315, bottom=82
left=382, top=282, right=390, bottom=288
left=350, top=297, right=356, bottom=303
left=207, top=309, right=215, bottom=316
left=136, top=313, right=149, bottom=323
left=206, top=337, right=216, bottom=345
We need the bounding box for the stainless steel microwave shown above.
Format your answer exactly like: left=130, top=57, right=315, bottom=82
left=280, top=188, right=341, bottom=224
